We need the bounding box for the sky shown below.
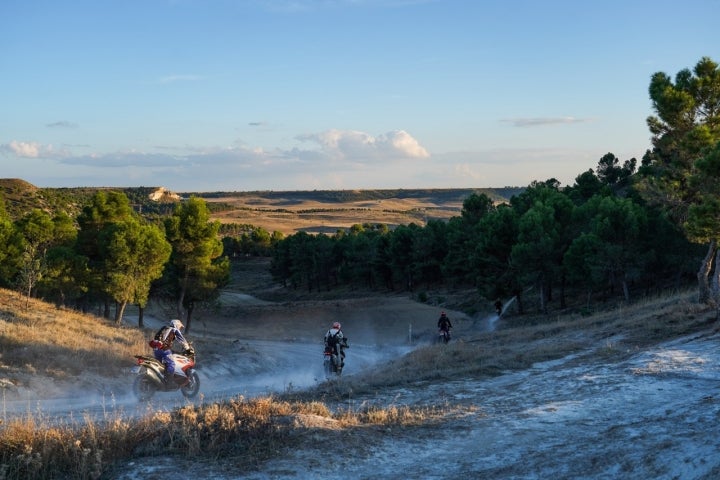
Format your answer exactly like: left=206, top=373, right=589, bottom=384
left=1, top=0, right=719, bottom=193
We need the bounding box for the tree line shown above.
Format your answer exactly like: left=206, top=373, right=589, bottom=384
left=270, top=56, right=720, bottom=316
left=0, top=192, right=234, bottom=333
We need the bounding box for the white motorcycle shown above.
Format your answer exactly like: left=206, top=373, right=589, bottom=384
left=323, top=338, right=348, bottom=377
left=131, top=347, right=200, bottom=401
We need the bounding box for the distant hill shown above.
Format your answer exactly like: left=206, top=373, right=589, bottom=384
left=187, top=187, right=525, bottom=205
left=0, top=179, right=181, bottom=220
left=0, top=179, right=525, bottom=234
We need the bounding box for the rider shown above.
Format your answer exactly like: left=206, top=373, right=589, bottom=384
left=150, top=319, right=191, bottom=384
left=437, top=311, right=452, bottom=336
left=494, top=299, right=503, bottom=316
left=324, top=321, right=348, bottom=367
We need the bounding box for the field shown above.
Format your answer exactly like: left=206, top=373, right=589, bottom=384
left=194, top=188, right=522, bottom=235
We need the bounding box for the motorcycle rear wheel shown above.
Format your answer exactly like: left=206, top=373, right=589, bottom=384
left=133, top=375, right=157, bottom=401
left=323, top=358, right=333, bottom=377
left=181, top=371, right=200, bottom=398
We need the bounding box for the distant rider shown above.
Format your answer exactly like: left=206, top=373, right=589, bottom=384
left=150, top=319, right=191, bottom=384
left=494, top=299, right=503, bottom=316
left=437, top=311, right=452, bottom=337
left=324, top=321, right=348, bottom=367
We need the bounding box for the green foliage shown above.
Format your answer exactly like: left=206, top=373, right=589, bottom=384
left=164, top=197, right=229, bottom=330
left=639, top=56, right=720, bottom=305
left=641, top=56, right=720, bottom=226
left=102, top=218, right=172, bottom=322
left=220, top=223, right=281, bottom=256
left=0, top=201, right=24, bottom=288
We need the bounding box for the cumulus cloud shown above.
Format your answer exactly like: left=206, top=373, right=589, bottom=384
left=502, top=117, right=590, bottom=127
left=296, top=129, right=429, bottom=161
left=1, top=140, right=64, bottom=158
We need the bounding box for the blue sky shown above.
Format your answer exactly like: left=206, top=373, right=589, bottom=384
left=1, top=0, right=719, bottom=192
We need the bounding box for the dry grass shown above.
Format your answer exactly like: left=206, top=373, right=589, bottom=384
left=0, top=394, right=447, bottom=479
left=0, top=290, right=148, bottom=396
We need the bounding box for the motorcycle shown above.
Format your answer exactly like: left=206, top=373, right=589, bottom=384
left=132, top=347, right=200, bottom=401
left=323, top=338, right=348, bottom=377
left=438, top=328, right=451, bottom=344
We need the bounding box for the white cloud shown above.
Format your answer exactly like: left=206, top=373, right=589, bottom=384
left=384, top=130, right=430, bottom=158
left=296, top=129, right=429, bottom=161
left=1, top=140, right=64, bottom=158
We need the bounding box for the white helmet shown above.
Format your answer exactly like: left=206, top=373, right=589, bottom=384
left=170, top=319, right=184, bottom=331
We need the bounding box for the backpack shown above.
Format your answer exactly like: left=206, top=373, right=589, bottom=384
left=149, top=325, right=174, bottom=350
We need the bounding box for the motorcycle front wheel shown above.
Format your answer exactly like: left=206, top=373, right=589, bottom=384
left=133, top=375, right=157, bottom=401
left=181, top=371, right=200, bottom=398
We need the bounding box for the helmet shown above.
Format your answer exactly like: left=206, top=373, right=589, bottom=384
left=170, top=319, right=184, bottom=331
left=332, top=322, right=341, bottom=330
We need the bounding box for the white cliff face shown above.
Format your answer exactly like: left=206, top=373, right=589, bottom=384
left=148, top=187, right=181, bottom=201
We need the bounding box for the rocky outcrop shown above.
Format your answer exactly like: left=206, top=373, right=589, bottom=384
left=149, top=187, right=181, bottom=202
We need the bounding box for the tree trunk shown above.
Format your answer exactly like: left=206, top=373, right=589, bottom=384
left=538, top=277, right=547, bottom=314
left=697, top=240, right=716, bottom=305
left=177, top=270, right=189, bottom=319
left=516, top=292, right=525, bottom=314
left=138, top=305, right=145, bottom=328
left=622, top=276, right=631, bottom=303
left=710, top=249, right=720, bottom=309
left=114, top=300, right=127, bottom=324
left=185, top=301, right=194, bottom=334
